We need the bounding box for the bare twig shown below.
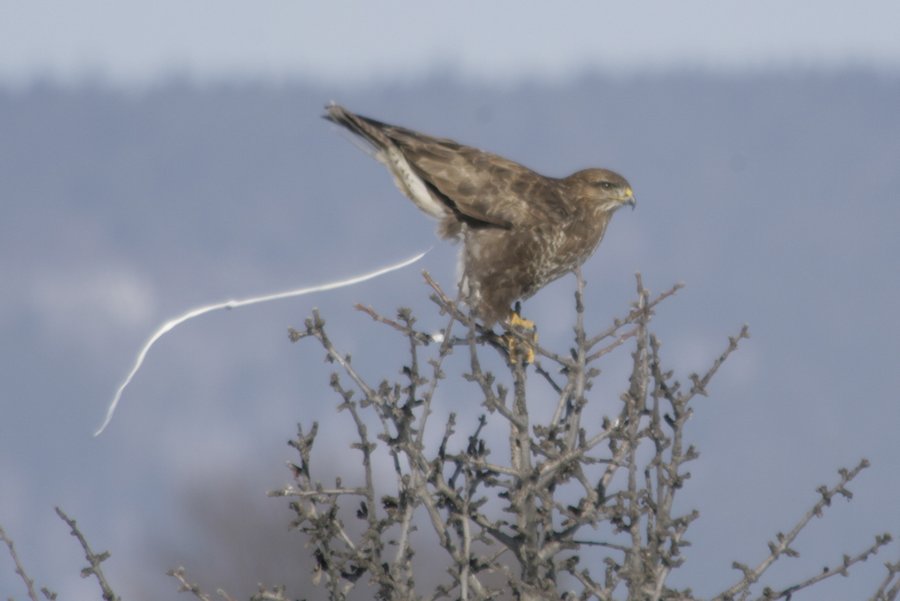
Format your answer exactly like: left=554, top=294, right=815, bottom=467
left=713, top=459, right=877, bottom=601
left=869, top=560, right=900, bottom=601
left=354, top=303, right=435, bottom=344
left=168, top=566, right=215, bottom=601
left=54, top=507, right=119, bottom=601
left=753, top=533, right=894, bottom=600
left=1, top=523, right=42, bottom=601
left=585, top=281, right=683, bottom=350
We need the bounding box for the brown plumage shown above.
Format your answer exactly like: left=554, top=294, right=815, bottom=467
left=324, top=104, right=635, bottom=325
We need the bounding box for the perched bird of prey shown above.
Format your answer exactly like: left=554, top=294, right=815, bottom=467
left=325, top=104, right=635, bottom=326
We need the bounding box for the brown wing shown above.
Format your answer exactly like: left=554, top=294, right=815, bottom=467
left=329, top=106, right=570, bottom=229
left=392, top=131, right=572, bottom=229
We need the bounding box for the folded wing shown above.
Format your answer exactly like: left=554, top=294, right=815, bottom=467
left=324, top=105, right=568, bottom=235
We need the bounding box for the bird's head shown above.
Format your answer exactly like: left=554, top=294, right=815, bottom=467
left=569, top=168, right=636, bottom=213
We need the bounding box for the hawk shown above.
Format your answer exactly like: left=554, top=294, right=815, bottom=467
left=325, top=104, right=635, bottom=326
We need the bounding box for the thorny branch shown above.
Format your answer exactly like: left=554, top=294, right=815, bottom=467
left=871, top=561, right=900, bottom=601
left=54, top=507, right=120, bottom=601
left=2, top=511, right=123, bottom=601
left=1, top=271, right=896, bottom=601
left=1, top=523, right=43, bottom=601
left=712, top=459, right=893, bottom=601
left=277, top=271, right=894, bottom=600
left=168, top=566, right=217, bottom=601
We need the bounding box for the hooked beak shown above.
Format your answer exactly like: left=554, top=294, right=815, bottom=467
left=624, top=188, right=636, bottom=210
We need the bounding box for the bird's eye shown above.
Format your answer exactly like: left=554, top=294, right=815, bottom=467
left=597, top=181, right=614, bottom=190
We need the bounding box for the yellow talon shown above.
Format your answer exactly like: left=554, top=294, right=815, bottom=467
left=505, top=312, right=538, bottom=364
left=509, top=312, right=535, bottom=331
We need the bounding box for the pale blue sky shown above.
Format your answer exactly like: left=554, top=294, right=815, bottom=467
left=2, top=0, right=900, bottom=87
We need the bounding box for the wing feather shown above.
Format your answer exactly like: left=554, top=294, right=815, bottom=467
left=385, top=128, right=569, bottom=228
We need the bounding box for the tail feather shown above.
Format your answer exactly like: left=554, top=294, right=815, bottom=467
left=324, top=103, right=450, bottom=221
left=324, top=104, right=392, bottom=152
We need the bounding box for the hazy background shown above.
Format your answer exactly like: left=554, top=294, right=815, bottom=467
left=1, top=2, right=899, bottom=600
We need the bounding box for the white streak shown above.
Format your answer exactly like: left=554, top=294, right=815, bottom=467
left=94, top=250, right=429, bottom=436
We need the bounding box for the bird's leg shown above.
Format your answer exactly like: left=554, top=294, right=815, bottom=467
left=504, top=302, right=538, bottom=364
